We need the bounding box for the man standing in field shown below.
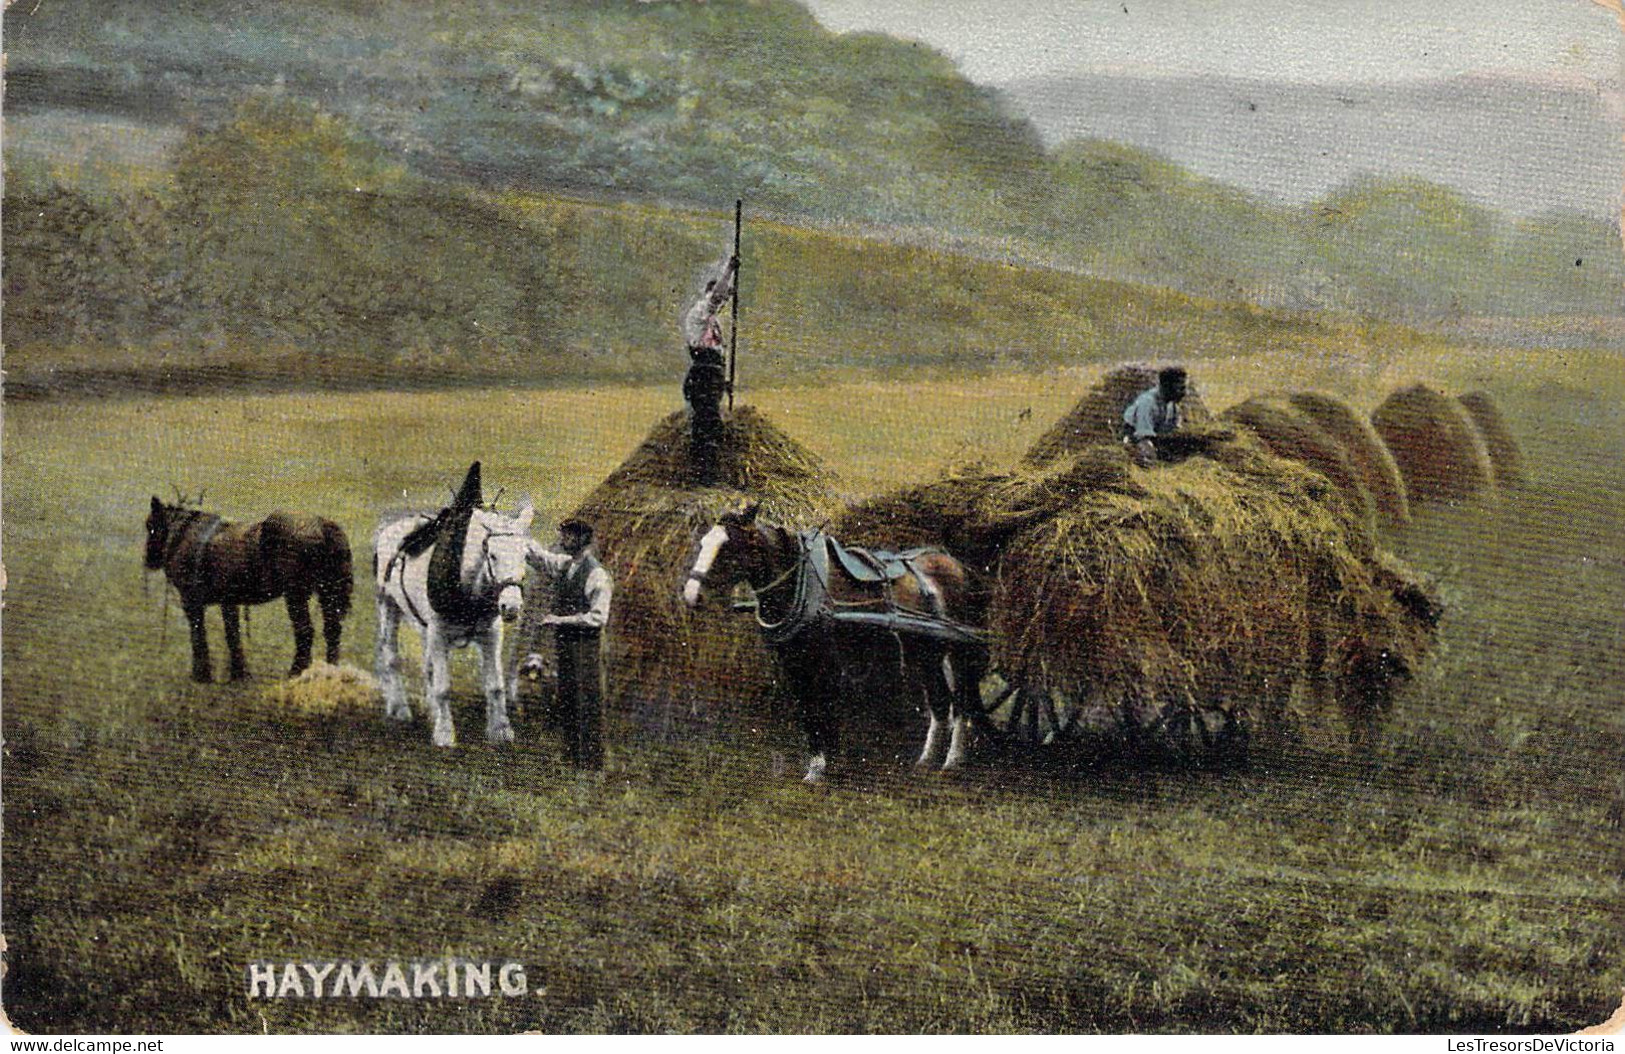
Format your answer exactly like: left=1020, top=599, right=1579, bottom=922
left=1122, top=366, right=1189, bottom=467
left=521, top=519, right=612, bottom=770
left=681, top=253, right=739, bottom=485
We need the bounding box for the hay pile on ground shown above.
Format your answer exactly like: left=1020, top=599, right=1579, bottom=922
left=1455, top=391, right=1525, bottom=488
left=567, top=406, right=839, bottom=724
left=262, top=662, right=382, bottom=717
left=1023, top=363, right=1212, bottom=466
left=1371, top=384, right=1496, bottom=504
left=1286, top=391, right=1412, bottom=527
left=836, top=432, right=1438, bottom=757
left=1220, top=397, right=1376, bottom=529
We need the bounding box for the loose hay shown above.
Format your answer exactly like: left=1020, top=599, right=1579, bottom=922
left=1372, top=384, right=1496, bottom=504
left=1220, top=397, right=1376, bottom=529
left=839, top=432, right=1438, bottom=758
left=1023, top=362, right=1212, bottom=466
left=567, top=406, right=839, bottom=724
left=262, top=662, right=382, bottom=717
left=1286, top=391, right=1412, bottom=527
left=1455, top=391, right=1525, bottom=488
left=834, top=445, right=1147, bottom=572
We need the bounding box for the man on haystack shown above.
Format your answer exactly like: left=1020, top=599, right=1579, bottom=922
left=1122, top=366, right=1189, bottom=467
left=520, top=519, right=612, bottom=771
left=681, top=253, right=739, bottom=485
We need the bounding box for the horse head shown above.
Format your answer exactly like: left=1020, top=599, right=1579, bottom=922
left=684, top=502, right=795, bottom=609
left=145, top=496, right=176, bottom=570
left=467, top=500, right=536, bottom=623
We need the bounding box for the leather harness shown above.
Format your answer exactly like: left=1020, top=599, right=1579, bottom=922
left=745, top=530, right=987, bottom=649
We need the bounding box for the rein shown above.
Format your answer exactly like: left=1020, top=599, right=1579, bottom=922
left=746, top=528, right=824, bottom=646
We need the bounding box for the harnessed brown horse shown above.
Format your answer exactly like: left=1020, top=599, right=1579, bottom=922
left=145, top=497, right=353, bottom=682
left=684, top=503, right=989, bottom=782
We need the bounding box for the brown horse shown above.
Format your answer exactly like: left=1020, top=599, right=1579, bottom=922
left=145, top=497, right=353, bottom=682
left=683, top=503, right=989, bottom=782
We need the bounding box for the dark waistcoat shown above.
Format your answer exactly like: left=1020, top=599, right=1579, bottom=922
left=553, top=552, right=602, bottom=619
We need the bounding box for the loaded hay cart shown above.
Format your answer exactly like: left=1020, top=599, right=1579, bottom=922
left=837, top=379, right=1441, bottom=764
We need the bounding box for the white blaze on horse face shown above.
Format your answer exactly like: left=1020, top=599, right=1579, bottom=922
left=684, top=524, right=729, bottom=608
left=470, top=509, right=531, bottom=623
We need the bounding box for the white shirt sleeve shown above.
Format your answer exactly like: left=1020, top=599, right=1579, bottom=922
left=527, top=545, right=572, bottom=576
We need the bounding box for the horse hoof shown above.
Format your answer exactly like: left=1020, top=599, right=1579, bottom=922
left=386, top=706, right=413, bottom=723
left=487, top=725, right=515, bottom=745
left=190, top=671, right=213, bottom=685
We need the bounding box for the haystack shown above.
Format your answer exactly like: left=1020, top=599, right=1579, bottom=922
left=262, top=662, right=382, bottom=717
left=565, top=406, right=839, bottom=723
left=1023, top=363, right=1212, bottom=466
left=1455, top=391, right=1525, bottom=488
left=1220, top=397, right=1376, bottom=528
left=837, top=432, right=1438, bottom=757
left=1286, top=391, right=1412, bottom=527
left=1371, top=385, right=1496, bottom=504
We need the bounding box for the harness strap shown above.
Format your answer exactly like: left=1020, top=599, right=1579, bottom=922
left=390, top=520, right=518, bottom=629
left=188, top=517, right=225, bottom=593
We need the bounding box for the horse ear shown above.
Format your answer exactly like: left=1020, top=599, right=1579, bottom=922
left=454, top=461, right=483, bottom=509
left=514, top=500, right=535, bottom=530
left=151, top=496, right=164, bottom=513
left=741, top=501, right=760, bottom=524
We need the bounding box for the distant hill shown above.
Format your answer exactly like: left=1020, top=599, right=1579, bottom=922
left=998, top=71, right=1625, bottom=221
left=4, top=0, right=1045, bottom=233
left=5, top=0, right=1622, bottom=338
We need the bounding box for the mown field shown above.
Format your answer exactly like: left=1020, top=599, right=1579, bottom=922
left=3, top=345, right=1623, bottom=1033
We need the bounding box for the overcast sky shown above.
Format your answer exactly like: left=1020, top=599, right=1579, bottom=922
left=801, top=0, right=1623, bottom=86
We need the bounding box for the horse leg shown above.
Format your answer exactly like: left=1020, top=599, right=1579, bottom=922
left=376, top=596, right=411, bottom=722
left=800, top=667, right=838, bottom=784
left=222, top=604, right=250, bottom=681
left=943, top=646, right=985, bottom=771
left=914, top=644, right=948, bottom=769
left=423, top=623, right=456, bottom=748
left=478, top=623, right=515, bottom=745
left=185, top=600, right=212, bottom=683
left=285, top=592, right=315, bottom=677
left=319, top=591, right=344, bottom=666
left=916, top=709, right=945, bottom=769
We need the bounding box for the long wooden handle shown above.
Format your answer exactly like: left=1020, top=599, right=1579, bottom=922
left=728, top=198, right=741, bottom=411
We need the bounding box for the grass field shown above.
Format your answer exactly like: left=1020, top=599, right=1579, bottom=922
left=3, top=347, right=1623, bottom=1033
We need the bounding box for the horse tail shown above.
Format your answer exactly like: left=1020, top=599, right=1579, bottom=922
left=300, top=520, right=353, bottom=622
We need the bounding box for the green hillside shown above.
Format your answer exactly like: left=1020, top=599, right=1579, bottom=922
left=4, top=0, right=1621, bottom=386
left=4, top=0, right=1042, bottom=232
left=7, top=98, right=1483, bottom=397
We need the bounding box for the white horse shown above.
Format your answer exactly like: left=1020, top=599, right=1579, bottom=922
left=374, top=502, right=536, bottom=747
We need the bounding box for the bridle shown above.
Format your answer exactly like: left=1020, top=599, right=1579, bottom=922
left=691, top=522, right=806, bottom=637
left=474, top=522, right=527, bottom=601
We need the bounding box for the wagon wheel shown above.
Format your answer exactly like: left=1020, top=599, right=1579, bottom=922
left=970, top=673, right=1025, bottom=744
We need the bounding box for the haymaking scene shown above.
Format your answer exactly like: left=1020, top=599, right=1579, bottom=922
left=4, top=0, right=1623, bottom=1036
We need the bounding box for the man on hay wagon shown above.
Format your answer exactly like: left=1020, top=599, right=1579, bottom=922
left=1122, top=365, right=1190, bottom=467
